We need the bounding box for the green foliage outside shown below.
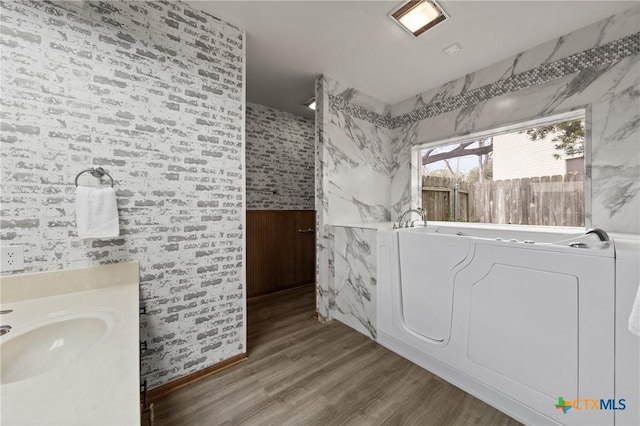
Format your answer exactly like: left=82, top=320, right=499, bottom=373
left=524, top=119, right=585, bottom=159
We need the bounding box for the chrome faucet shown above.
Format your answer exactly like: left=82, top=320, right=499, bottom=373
left=396, top=208, right=427, bottom=229
left=1, top=309, right=12, bottom=336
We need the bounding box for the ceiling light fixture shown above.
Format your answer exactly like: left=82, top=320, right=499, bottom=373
left=442, top=42, right=462, bottom=56
left=390, top=0, right=448, bottom=38
left=304, top=97, right=316, bottom=111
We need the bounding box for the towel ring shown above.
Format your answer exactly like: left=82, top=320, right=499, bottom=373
left=75, top=167, right=115, bottom=187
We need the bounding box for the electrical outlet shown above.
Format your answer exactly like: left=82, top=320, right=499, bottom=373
left=1, top=246, right=24, bottom=272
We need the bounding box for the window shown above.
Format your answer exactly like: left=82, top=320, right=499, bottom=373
left=417, top=111, right=586, bottom=227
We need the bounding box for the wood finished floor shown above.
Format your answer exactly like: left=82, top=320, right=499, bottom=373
left=153, top=285, right=521, bottom=426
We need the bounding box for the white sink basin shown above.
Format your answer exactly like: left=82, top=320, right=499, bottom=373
left=1, top=315, right=110, bottom=384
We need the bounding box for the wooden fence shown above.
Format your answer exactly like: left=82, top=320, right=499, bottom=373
left=422, top=174, right=584, bottom=227
left=422, top=176, right=470, bottom=222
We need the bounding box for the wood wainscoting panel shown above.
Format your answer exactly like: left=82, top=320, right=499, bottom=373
left=247, top=210, right=315, bottom=298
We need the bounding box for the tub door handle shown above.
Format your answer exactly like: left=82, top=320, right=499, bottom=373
left=298, top=228, right=314, bottom=233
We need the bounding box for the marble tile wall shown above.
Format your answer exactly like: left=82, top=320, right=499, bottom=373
left=390, top=8, right=640, bottom=118
left=396, top=54, right=640, bottom=232
left=0, top=0, right=245, bottom=388
left=315, top=76, right=392, bottom=324
left=388, top=33, right=639, bottom=126
left=389, top=7, right=640, bottom=232
left=315, top=76, right=333, bottom=319
left=317, top=76, right=394, bottom=225
left=245, top=102, right=314, bottom=210
left=332, top=226, right=377, bottom=339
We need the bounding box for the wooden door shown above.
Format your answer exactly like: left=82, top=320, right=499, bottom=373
left=294, top=211, right=315, bottom=285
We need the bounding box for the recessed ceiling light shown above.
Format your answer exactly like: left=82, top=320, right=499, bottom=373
left=390, top=0, right=448, bottom=38
left=304, top=97, right=316, bottom=111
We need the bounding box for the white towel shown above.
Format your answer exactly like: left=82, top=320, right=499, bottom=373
left=75, top=186, right=120, bottom=240
left=629, top=286, right=640, bottom=337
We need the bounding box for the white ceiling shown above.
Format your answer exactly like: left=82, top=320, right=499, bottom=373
left=190, top=1, right=635, bottom=120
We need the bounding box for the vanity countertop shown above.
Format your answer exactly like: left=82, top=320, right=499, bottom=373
left=0, top=261, right=140, bottom=426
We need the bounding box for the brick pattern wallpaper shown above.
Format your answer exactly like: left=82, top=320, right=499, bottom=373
left=0, top=0, right=245, bottom=388
left=245, top=102, right=314, bottom=210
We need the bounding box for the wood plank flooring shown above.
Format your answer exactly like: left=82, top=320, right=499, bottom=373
left=153, top=285, right=521, bottom=426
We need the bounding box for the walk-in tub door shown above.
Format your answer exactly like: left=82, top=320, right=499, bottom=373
left=398, top=232, right=471, bottom=343
left=453, top=243, right=615, bottom=425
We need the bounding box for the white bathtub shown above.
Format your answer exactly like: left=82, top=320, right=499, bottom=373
left=377, top=223, right=616, bottom=425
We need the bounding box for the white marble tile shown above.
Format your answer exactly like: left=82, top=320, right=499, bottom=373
left=390, top=123, right=416, bottom=219
left=390, top=95, right=420, bottom=118
left=400, top=53, right=640, bottom=233
left=392, top=6, right=640, bottom=116
left=545, top=6, right=639, bottom=63
left=316, top=225, right=335, bottom=320
left=588, top=56, right=640, bottom=233
left=315, top=76, right=332, bottom=320
left=333, top=226, right=377, bottom=339
left=316, top=76, right=392, bottom=322
left=325, top=77, right=390, bottom=116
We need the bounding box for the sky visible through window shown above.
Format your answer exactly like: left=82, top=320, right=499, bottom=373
left=422, top=141, right=488, bottom=176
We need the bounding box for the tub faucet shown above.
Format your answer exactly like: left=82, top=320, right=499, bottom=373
left=585, top=228, right=610, bottom=242
left=397, top=208, right=427, bottom=228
